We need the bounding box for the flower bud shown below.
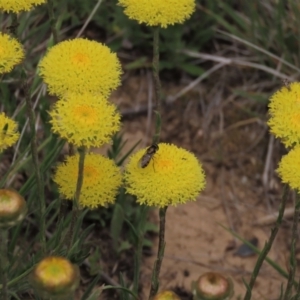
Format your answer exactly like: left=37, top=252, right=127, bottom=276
left=192, top=272, right=233, bottom=300
left=154, top=290, right=181, bottom=300
left=0, top=189, right=27, bottom=228
left=30, top=256, right=79, bottom=299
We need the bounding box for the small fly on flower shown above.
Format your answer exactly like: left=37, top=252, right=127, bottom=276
left=139, top=144, right=159, bottom=168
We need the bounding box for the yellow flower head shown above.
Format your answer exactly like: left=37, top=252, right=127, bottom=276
left=39, top=38, right=122, bottom=97
left=0, top=0, right=46, bottom=13
left=118, top=0, right=195, bottom=28
left=54, top=153, right=122, bottom=209
left=0, top=112, right=20, bottom=152
left=30, top=256, right=79, bottom=297
left=49, top=93, right=121, bottom=148
left=0, top=33, right=24, bottom=74
left=277, top=146, right=300, bottom=190
left=124, top=143, right=205, bottom=207
left=268, top=82, right=300, bottom=147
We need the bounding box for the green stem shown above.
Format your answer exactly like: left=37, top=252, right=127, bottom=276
left=283, top=193, right=300, bottom=300
left=67, top=147, right=86, bottom=252
left=58, top=144, right=75, bottom=253
left=74, top=147, right=86, bottom=209
left=152, top=26, right=162, bottom=145
left=46, top=0, right=59, bottom=44
left=243, top=185, right=288, bottom=300
left=148, top=206, right=168, bottom=300
left=0, top=229, right=9, bottom=300
left=24, top=83, right=46, bottom=255
left=295, top=276, right=300, bottom=300
left=133, top=206, right=149, bottom=296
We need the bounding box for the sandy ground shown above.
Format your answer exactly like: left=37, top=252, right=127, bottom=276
left=114, top=74, right=295, bottom=300
left=141, top=179, right=288, bottom=300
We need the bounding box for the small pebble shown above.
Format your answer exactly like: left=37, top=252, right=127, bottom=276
left=234, top=237, right=258, bottom=257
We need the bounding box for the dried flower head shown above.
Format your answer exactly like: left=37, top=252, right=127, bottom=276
left=49, top=93, right=121, bottom=148
left=0, top=189, right=27, bottom=228
left=124, top=143, right=205, bottom=207
left=0, top=33, right=24, bottom=74
left=0, top=0, right=46, bottom=13
left=192, top=272, right=234, bottom=300
left=39, top=38, right=122, bottom=97
left=154, top=291, right=181, bottom=300
left=30, top=256, right=79, bottom=298
left=0, top=112, right=20, bottom=152
left=268, top=82, right=300, bottom=147
left=118, top=0, right=195, bottom=28
left=54, top=153, right=122, bottom=209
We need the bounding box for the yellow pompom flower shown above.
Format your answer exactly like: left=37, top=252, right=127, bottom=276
left=39, top=38, right=122, bottom=97
left=277, top=147, right=300, bottom=191
left=268, top=82, right=300, bottom=147
left=30, top=256, right=79, bottom=298
left=118, top=0, right=195, bottom=28
left=0, top=112, right=20, bottom=152
left=49, top=93, right=121, bottom=148
left=124, top=143, right=205, bottom=207
left=54, top=153, right=122, bottom=209
left=0, top=33, right=24, bottom=74
left=0, top=0, right=46, bottom=13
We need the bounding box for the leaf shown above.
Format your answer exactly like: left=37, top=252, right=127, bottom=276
left=84, top=287, right=104, bottom=300
left=110, top=203, right=125, bottom=251
left=144, top=222, right=158, bottom=233
left=143, top=238, right=153, bottom=248
left=232, top=89, right=269, bottom=104
left=88, top=248, right=102, bottom=276
left=81, top=274, right=103, bottom=300
left=116, top=140, right=141, bottom=166
left=179, top=63, right=205, bottom=76
left=118, top=241, right=132, bottom=253
left=124, top=57, right=149, bottom=70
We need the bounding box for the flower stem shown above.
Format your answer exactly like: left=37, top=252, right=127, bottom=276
left=24, top=82, right=46, bottom=255
left=46, top=0, right=58, bottom=44
left=148, top=206, right=168, bottom=300
left=283, top=193, right=300, bottom=300
left=243, top=185, right=289, bottom=300
left=152, top=26, right=162, bottom=145
left=295, top=276, right=300, bottom=300
left=0, top=229, right=8, bottom=299
left=67, top=147, right=86, bottom=252
left=133, top=206, right=149, bottom=296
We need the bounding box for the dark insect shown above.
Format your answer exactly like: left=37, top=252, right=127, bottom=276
left=139, top=143, right=159, bottom=168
